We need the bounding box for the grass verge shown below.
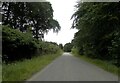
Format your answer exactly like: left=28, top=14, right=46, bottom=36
left=72, top=51, right=119, bottom=76
left=0, top=64, right=2, bottom=82
left=2, top=50, right=63, bottom=81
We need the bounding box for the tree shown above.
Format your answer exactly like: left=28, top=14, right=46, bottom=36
left=2, top=2, right=61, bottom=40
left=71, top=2, right=120, bottom=66
left=63, top=43, right=73, bottom=52
left=59, top=44, right=63, bottom=50
left=2, top=2, right=29, bottom=31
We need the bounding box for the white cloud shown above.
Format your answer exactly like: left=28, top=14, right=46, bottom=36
left=45, top=0, right=78, bottom=45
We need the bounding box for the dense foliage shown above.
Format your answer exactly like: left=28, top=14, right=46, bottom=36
left=2, top=2, right=61, bottom=63
left=59, top=44, right=63, bottom=50
left=2, top=26, right=61, bottom=63
left=3, top=26, right=37, bottom=62
left=2, top=2, right=61, bottom=40
left=71, top=2, right=120, bottom=67
left=63, top=43, right=73, bottom=52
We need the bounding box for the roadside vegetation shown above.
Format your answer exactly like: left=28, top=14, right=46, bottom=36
left=3, top=50, right=62, bottom=81
left=0, top=24, right=1, bottom=55
left=70, top=2, right=120, bottom=76
left=63, top=43, right=73, bottom=52
left=2, top=26, right=61, bottom=63
left=71, top=48, right=119, bottom=76
left=2, top=2, right=62, bottom=81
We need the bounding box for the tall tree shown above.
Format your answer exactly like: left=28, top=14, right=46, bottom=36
left=2, top=2, right=61, bottom=40
left=71, top=2, right=120, bottom=66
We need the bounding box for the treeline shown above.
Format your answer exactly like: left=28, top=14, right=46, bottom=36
left=71, top=2, right=120, bottom=67
left=2, top=26, right=61, bottom=63
left=63, top=43, right=73, bottom=52
left=2, top=2, right=61, bottom=63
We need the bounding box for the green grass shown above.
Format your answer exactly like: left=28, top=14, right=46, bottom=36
left=0, top=64, right=2, bottom=82
left=2, top=51, right=63, bottom=81
left=72, top=50, right=119, bottom=76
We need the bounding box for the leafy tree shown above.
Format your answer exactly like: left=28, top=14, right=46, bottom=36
left=64, top=43, right=73, bottom=52
left=2, top=2, right=61, bottom=40
left=71, top=2, right=120, bottom=66
left=59, top=43, right=63, bottom=50
left=26, top=2, right=61, bottom=39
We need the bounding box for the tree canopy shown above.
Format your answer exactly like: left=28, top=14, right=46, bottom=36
left=59, top=43, right=63, bottom=50
left=71, top=2, right=120, bottom=66
left=63, top=43, right=73, bottom=52
left=2, top=2, right=61, bottom=40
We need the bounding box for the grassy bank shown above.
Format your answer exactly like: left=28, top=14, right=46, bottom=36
left=0, top=64, right=2, bottom=82
left=72, top=49, right=119, bottom=76
left=2, top=50, right=63, bottom=81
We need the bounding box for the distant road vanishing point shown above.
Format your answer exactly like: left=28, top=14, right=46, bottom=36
left=26, top=52, right=118, bottom=81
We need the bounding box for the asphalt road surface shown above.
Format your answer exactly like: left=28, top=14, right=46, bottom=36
left=27, top=53, right=118, bottom=81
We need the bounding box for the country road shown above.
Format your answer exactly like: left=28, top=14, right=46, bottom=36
left=27, top=53, right=118, bottom=81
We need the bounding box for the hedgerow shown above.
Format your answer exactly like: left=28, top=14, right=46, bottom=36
left=2, top=26, right=60, bottom=63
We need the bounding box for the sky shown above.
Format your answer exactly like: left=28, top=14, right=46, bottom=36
left=45, top=0, right=78, bottom=45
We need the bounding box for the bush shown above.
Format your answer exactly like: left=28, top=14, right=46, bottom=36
left=2, top=26, right=61, bottom=63
left=2, top=26, right=39, bottom=63
left=41, top=41, right=60, bottom=54
left=108, top=32, right=120, bottom=67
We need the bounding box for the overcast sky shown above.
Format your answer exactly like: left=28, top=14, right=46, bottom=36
left=45, top=0, right=78, bottom=45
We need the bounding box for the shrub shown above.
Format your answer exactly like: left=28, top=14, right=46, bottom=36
left=2, top=26, right=61, bottom=63
left=2, top=26, right=38, bottom=63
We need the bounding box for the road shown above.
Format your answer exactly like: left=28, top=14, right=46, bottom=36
left=27, top=53, right=118, bottom=81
